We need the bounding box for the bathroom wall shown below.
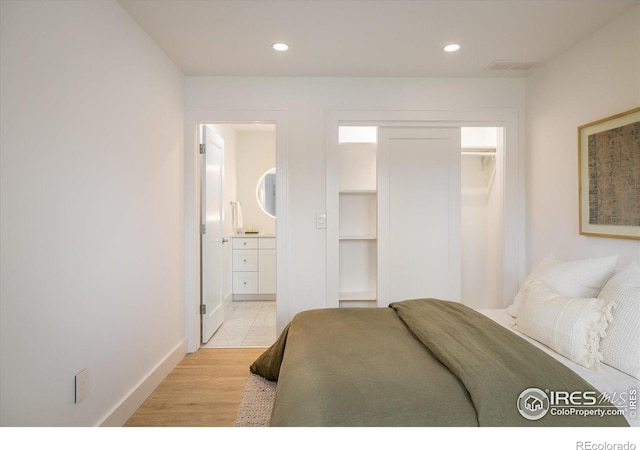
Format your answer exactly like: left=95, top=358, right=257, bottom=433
left=235, top=128, right=276, bottom=235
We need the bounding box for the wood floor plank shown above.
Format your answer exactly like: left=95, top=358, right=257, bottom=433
left=124, top=348, right=265, bottom=427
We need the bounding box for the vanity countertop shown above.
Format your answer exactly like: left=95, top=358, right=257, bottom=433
left=231, top=233, right=275, bottom=238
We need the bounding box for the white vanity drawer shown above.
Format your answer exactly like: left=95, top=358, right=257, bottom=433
left=233, top=237, right=258, bottom=249
left=258, top=237, right=276, bottom=249
left=233, top=272, right=258, bottom=294
left=233, top=250, right=258, bottom=271
left=231, top=236, right=276, bottom=299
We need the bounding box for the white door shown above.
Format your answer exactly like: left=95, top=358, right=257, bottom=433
left=377, top=127, right=461, bottom=306
left=200, top=125, right=225, bottom=343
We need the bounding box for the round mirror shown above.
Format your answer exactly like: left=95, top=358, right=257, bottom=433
left=256, top=168, right=276, bottom=218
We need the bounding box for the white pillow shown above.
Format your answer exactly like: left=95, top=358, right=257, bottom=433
left=516, top=281, right=615, bottom=370
left=598, top=261, right=640, bottom=379
left=507, top=254, right=618, bottom=318
left=507, top=255, right=557, bottom=317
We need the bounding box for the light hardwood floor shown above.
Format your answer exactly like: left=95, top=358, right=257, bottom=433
left=124, top=348, right=265, bottom=427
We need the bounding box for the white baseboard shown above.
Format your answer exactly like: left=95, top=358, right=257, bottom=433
left=98, top=338, right=187, bottom=426
left=223, top=292, right=233, bottom=306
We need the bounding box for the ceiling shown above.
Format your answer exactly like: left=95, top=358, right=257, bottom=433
left=118, top=0, right=639, bottom=78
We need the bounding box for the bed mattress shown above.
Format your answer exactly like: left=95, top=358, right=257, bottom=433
left=251, top=299, right=634, bottom=427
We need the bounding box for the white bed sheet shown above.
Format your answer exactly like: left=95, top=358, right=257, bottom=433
left=478, top=308, right=639, bottom=427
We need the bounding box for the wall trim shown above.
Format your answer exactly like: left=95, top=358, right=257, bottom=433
left=98, top=339, right=187, bottom=427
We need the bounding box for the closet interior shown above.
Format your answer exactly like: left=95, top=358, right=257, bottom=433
left=331, top=125, right=503, bottom=310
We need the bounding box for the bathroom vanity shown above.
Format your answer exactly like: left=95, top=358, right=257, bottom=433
left=231, top=235, right=276, bottom=300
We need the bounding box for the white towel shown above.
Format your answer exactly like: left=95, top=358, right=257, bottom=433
left=231, top=201, right=243, bottom=231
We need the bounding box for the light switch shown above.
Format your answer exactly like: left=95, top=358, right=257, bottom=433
left=316, top=214, right=327, bottom=229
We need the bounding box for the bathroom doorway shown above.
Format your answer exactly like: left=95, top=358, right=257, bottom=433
left=200, top=123, right=278, bottom=349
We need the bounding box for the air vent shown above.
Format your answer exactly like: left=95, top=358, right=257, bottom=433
left=484, top=60, right=537, bottom=71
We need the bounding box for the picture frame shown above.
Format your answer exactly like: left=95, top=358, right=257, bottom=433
left=578, top=107, right=640, bottom=240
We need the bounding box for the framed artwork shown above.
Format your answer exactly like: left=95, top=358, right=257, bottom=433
left=578, top=107, right=640, bottom=240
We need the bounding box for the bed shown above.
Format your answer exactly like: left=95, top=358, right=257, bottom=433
left=250, top=256, right=639, bottom=427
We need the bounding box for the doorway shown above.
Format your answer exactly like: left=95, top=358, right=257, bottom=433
left=199, top=123, right=278, bottom=349
left=184, top=110, right=289, bottom=354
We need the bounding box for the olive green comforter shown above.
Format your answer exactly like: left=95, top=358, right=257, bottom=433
left=250, top=299, right=628, bottom=427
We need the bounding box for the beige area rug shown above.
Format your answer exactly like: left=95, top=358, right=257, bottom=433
left=233, top=372, right=276, bottom=427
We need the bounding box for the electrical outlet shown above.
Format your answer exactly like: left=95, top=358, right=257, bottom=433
left=75, top=369, right=89, bottom=403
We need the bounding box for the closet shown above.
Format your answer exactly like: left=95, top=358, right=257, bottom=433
left=460, top=127, right=502, bottom=309
left=328, top=125, right=502, bottom=310
left=336, top=128, right=377, bottom=307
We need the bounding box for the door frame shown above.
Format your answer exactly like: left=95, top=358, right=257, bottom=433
left=326, top=108, right=524, bottom=308
left=185, top=109, right=289, bottom=353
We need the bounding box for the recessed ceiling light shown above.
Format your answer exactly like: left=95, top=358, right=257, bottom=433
left=443, top=44, right=461, bottom=53
left=272, top=42, right=289, bottom=52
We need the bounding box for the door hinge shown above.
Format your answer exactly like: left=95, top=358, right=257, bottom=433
left=200, top=224, right=206, bottom=235
left=200, top=304, right=206, bottom=315
left=199, top=144, right=206, bottom=154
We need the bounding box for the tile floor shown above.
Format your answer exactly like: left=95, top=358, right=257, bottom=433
left=201, top=300, right=277, bottom=348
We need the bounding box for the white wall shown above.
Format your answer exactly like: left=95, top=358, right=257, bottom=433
left=186, top=77, right=525, bottom=318
left=0, top=1, right=185, bottom=426
left=526, top=6, right=640, bottom=269
left=236, top=130, right=276, bottom=235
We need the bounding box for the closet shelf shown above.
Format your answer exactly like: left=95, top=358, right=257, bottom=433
left=461, top=146, right=496, bottom=157
left=339, top=291, right=377, bottom=301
